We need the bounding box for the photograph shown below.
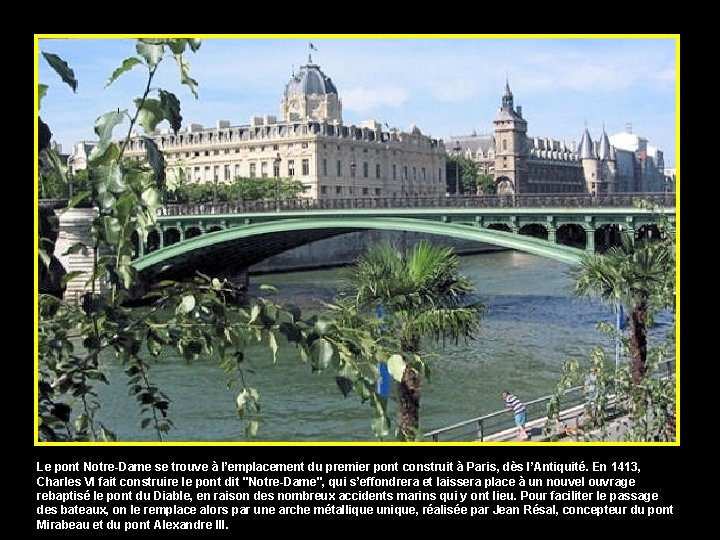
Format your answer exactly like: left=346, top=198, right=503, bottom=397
left=36, top=35, right=677, bottom=444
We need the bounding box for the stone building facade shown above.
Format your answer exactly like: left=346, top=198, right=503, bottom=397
left=117, top=55, right=446, bottom=200
left=450, top=82, right=667, bottom=195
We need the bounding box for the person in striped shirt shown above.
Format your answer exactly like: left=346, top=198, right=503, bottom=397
left=502, top=391, right=529, bottom=441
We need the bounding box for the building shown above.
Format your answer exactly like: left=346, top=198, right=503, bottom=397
left=450, top=82, right=667, bottom=195
left=111, top=54, right=446, bottom=200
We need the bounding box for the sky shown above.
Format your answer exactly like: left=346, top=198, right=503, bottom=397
left=36, top=36, right=678, bottom=167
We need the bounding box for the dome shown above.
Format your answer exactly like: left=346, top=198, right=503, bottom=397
left=285, top=61, right=338, bottom=97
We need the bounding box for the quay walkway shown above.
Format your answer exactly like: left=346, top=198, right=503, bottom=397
left=421, top=359, right=675, bottom=443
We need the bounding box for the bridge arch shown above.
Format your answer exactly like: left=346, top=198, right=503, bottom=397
left=557, top=223, right=587, bottom=249
left=133, top=216, right=586, bottom=280
left=164, top=228, right=181, bottom=247
left=519, top=223, right=548, bottom=240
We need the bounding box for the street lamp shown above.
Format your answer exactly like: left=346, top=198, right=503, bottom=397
left=273, top=153, right=282, bottom=211
left=350, top=159, right=357, bottom=208
left=274, top=153, right=281, bottom=212
left=453, top=142, right=462, bottom=197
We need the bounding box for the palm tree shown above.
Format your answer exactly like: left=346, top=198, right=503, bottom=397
left=572, top=233, right=674, bottom=385
left=342, top=241, right=484, bottom=440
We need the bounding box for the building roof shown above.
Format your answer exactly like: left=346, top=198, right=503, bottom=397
left=578, top=128, right=596, bottom=159
left=285, top=59, right=338, bottom=97
left=598, top=129, right=612, bottom=160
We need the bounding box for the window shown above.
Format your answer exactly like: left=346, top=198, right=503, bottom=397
left=322, top=159, right=327, bottom=176
left=336, top=185, right=342, bottom=194
left=362, top=187, right=369, bottom=196
left=392, top=164, right=397, bottom=180
left=438, top=168, right=442, bottom=182
left=186, top=152, right=191, bottom=158
left=363, top=162, right=369, bottom=178
left=302, top=159, right=309, bottom=176
left=502, top=140, right=507, bottom=151
left=376, top=164, right=381, bottom=178
left=336, top=160, right=341, bottom=176
left=213, top=150, right=219, bottom=156
left=413, top=167, right=417, bottom=180
left=224, top=165, right=230, bottom=181
left=194, top=166, right=200, bottom=181
left=194, top=151, right=200, bottom=157
left=375, top=188, right=381, bottom=196
left=224, top=149, right=230, bottom=155
left=301, top=142, right=308, bottom=149
left=249, top=147, right=255, bottom=152
left=288, top=160, right=295, bottom=176
left=287, top=143, right=294, bottom=149
left=422, top=167, right=426, bottom=180
left=249, top=163, right=256, bottom=177
left=260, top=146, right=265, bottom=152
left=234, top=164, right=240, bottom=178
left=204, top=166, right=211, bottom=181
left=235, top=148, right=240, bottom=153
left=273, top=144, right=279, bottom=151
left=213, top=166, right=219, bottom=181
left=205, top=151, right=209, bottom=156
left=261, top=162, right=268, bottom=177
left=321, top=185, right=328, bottom=195
left=273, top=160, right=280, bottom=177
left=403, top=166, right=408, bottom=180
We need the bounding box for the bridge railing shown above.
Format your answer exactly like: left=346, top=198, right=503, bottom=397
left=420, top=358, right=675, bottom=442
left=156, top=192, right=675, bottom=216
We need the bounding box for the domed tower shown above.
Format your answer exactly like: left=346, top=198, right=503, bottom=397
left=281, top=54, right=342, bottom=122
left=493, top=80, right=528, bottom=194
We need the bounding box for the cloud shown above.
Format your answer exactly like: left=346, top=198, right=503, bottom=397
left=342, top=86, right=408, bottom=112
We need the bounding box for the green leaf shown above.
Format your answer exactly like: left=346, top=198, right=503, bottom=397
left=61, top=271, right=85, bottom=285
left=74, top=414, right=88, bottom=432
left=136, top=40, right=164, bottom=69
left=88, top=142, right=120, bottom=166
left=187, top=39, right=202, bottom=52
left=141, top=187, right=161, bottom=209
left=245, top=420, right=260, bottom=438
left=371, top=415, right=390, bottom=438
left=103, top=216, right=122, bottom=244
left=268, top=332, right=278, bottom=363
left=310, top=338, right=335, bottom=371
left=168, top=40, right=186, bottom=55
left=105, top=163, right=126, bottom=193
left=249, top=304, right=261, bottom=324
left=159, top=90, right=182, bottom=134
left=62, top=242, right=87, bottom=256
left=65, top=190, right=91, bottom=210
left=178, top=295, right=196, bottom=314
left=141, top=418, right=152, bottom=429
left=94, top=110, right=125, bottom=144
left=259, top=283, right=278, bottom=293
left=41, top=52, right=77, bottom=92
left=387, top=354, right=406, bottom=382
left=174, top=54, right=199, bottom=98
left=106, top=57, right=142, bottom=87
left=38, top=84, right=48, bottom=109
left=135, top=98, right=164, bottom=134
left=99, top=424, right=117, bottom=442
left=141, top=136, right=166, bottom=187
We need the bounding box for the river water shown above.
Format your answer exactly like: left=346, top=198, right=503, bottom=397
left=96, top=250, right=670, bottom=442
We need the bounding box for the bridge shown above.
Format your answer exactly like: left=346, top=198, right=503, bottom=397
left=49, top=192, right=675, bottom=298
left=133, top=193, right=675, bottom=282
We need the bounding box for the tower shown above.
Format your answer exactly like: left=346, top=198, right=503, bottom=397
left=493, top=81, right=527, bottom=193
left=280, top=55, right=342, bottom=122
left=578, top=127, right=600, bottom=194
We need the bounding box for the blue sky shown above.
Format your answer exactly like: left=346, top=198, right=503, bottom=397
left=37, top=36, right=678, bottom=167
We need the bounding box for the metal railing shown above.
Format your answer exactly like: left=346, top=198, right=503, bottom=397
left=421, top=358, right=675, bottom=442
left=157, top=192, right=675, bottom=216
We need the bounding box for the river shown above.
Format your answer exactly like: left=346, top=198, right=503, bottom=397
left=96, top=250, right=671, bottom=442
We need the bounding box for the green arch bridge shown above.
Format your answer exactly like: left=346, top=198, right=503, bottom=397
left=132, top=193, right=675, bottom=281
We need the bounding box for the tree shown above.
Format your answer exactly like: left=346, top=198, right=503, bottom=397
left=447, top=156, right=479, bottom=195
left=572, top=231, right=674, bottom=385
left=37, top=39, right=304, bottom=441
left=338, top=241, right=484, bottom=440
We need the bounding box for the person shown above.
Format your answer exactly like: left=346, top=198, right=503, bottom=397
left=502, top=391, right=529, bottom=441
left=583, top=367, right=600, bottom=423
